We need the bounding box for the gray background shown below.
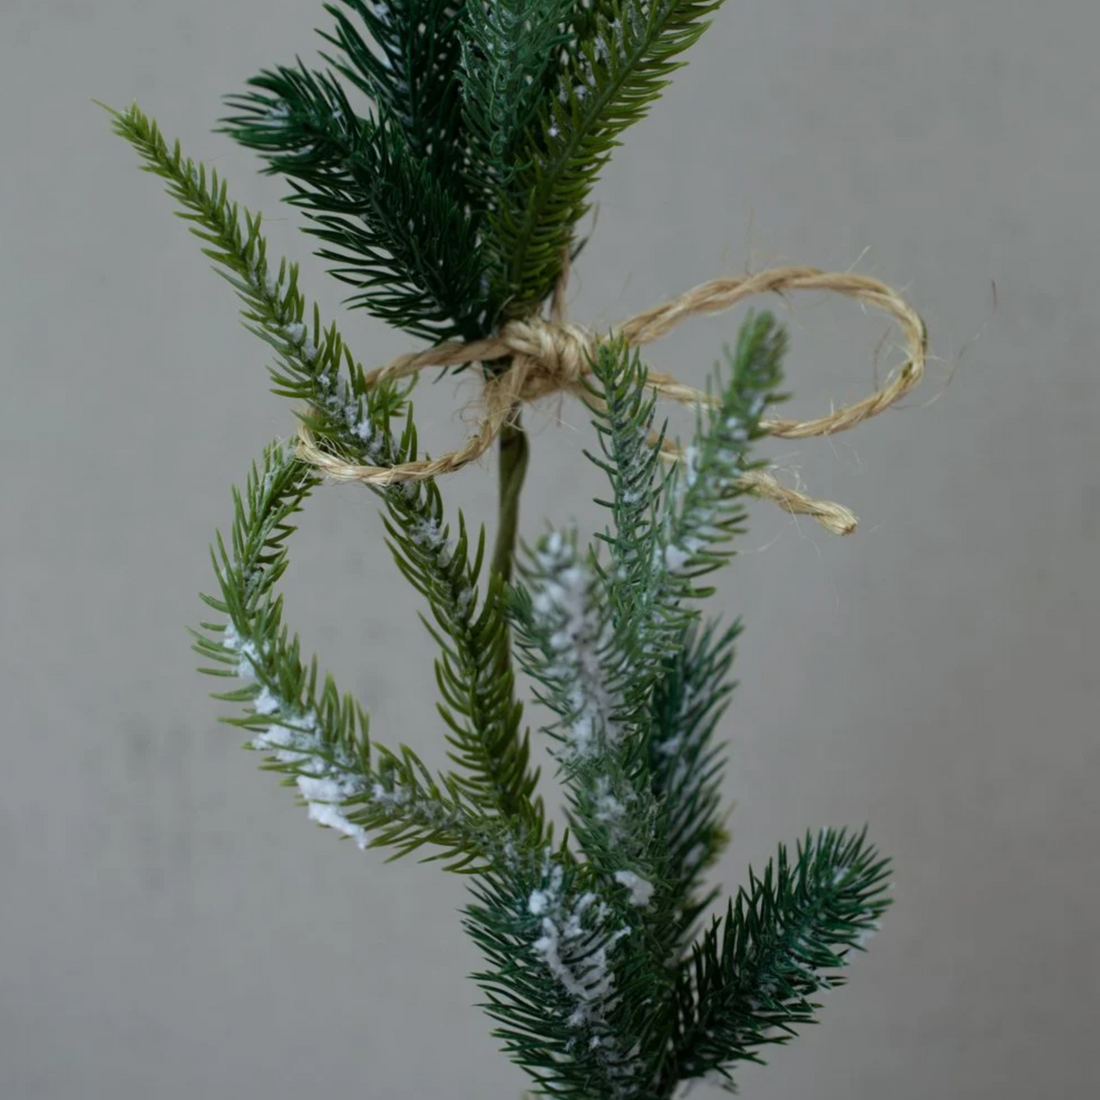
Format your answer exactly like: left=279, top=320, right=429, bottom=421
left=2, top=1, right=1097, bottom=1097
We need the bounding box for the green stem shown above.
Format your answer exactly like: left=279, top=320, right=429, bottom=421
left=492, top=410, right=530, bottom=584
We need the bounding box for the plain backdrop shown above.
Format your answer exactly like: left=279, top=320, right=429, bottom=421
left=2, top=2, right=1098, bottom=1098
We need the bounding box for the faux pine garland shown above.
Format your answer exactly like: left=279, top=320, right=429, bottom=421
left=104, top=2, right=923, bottom=1095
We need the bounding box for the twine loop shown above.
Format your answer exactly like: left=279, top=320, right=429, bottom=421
left=297, top=260, right=928, bottom=536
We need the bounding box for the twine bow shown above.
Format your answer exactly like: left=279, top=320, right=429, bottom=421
left=297, top=262, right=927, bottom=536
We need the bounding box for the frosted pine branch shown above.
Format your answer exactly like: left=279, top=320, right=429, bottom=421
left=109, top=1, right=901, bottom=1087
left=192, top=442, right=522, bottom=872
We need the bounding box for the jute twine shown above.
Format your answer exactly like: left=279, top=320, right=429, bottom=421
left=297, top=260, right=927, bottom=536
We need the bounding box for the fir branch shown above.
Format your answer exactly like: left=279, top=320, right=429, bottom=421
left=572, top=316, right=786, bottom=750
left=192, top=442, right=505, bottom=870
left=107, top=6, right=901, bottom=1085
left=511, top=530, right=625, bottom=765
left=659, top=311, right=788, bottom=585
left=104, top=100, right=411, bottom=441
left=511, top=529, right=663, bottom=861
left=648, top=618, right=737, bottom=911
left=494, top=0, right=728, bottom=312
left=587, top=335, right=668, bottom=572
left=319, top=0, right=471, bottom=182
left=110, top=101, right=542, bottom=855
left=459, top=0, right=574, bottom=187
left=565, top=318, right=783, bottom=789
left=293, top=114, right=490, bottom=338
left=219, top=0, right=491, bottom=337
left=663, top=828, right=892, bottom=1092
left=465, top=854, right=654, bottom=1098
left=584, top=336, right=683, bottom=709
left=380, top=478, right=544, bottom=825
left=216, top=64, right=359, bottom=177
left=496, top=324, right=791, bottom=1091
left=508, top=529, right=664, bottom=871
left=107, top=101, right=432, bottom=468
left=458, top=0, right=575, bottom=295
left=219, top=66, right=490, bottom=341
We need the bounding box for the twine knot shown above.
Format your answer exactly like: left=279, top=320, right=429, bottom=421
left=496, top=315, right=595, bottom=403
left=296, top=259, right=928, bottom=536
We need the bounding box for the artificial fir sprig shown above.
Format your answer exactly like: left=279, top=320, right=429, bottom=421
left=317, top=0, right=471, bottom=179
left=193, top=441, right=508, bottom=870
left=647, top=618, right=738, bottom=918
left=109, top=101, right=543, bottom=859
left=104, top=102, right=408, bottom=444
left=459, top=0, right=576, bottom=192
left=380, top=483, right=543, bottom=824
left=106, top=0, right=900, bottom=1093
left=501, top=330, right=795, bottom=1091
left=220, top=57, right=491, bottom=340
left=583, top=318, right=786, bottom=725
left=665, top=828, right=891, bottom=1091
left=508, top=323, right=783, bottom=872
left=494, top=0, right=730, bottom=312
left=220, top=0, right=733, bottom=331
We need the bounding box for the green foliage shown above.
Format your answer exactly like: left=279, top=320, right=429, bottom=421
left=458, top=0, right=576, bottom=295
left=584, top=317, right=785, bottom=700
left=105, top=101, right=406, bottom=433
left=319, top=0, right=470, bottom=179
left=110, top=102, right=541, bottom=867
left=648, top=617, right=738, bottom=919
left=218, top=0, right=729, bottom=336
left=107, top=5, right=896, bottom=1095
left=219, top=60, right=490, bottom=340
left=664, top=827, right=891, bottom=1091
left=660, top=311, right=789, bottom=583
left=192, top=441, right=509, bottom=871
left=381, top=478, right=544, bottom=825
left=490, top=327, right=831, bottom=1094
left=459, top=0, right=575, bottom=189
left=464, top=855, right=659, bottom=1099
left=492, top=0, right=729, bottom=313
